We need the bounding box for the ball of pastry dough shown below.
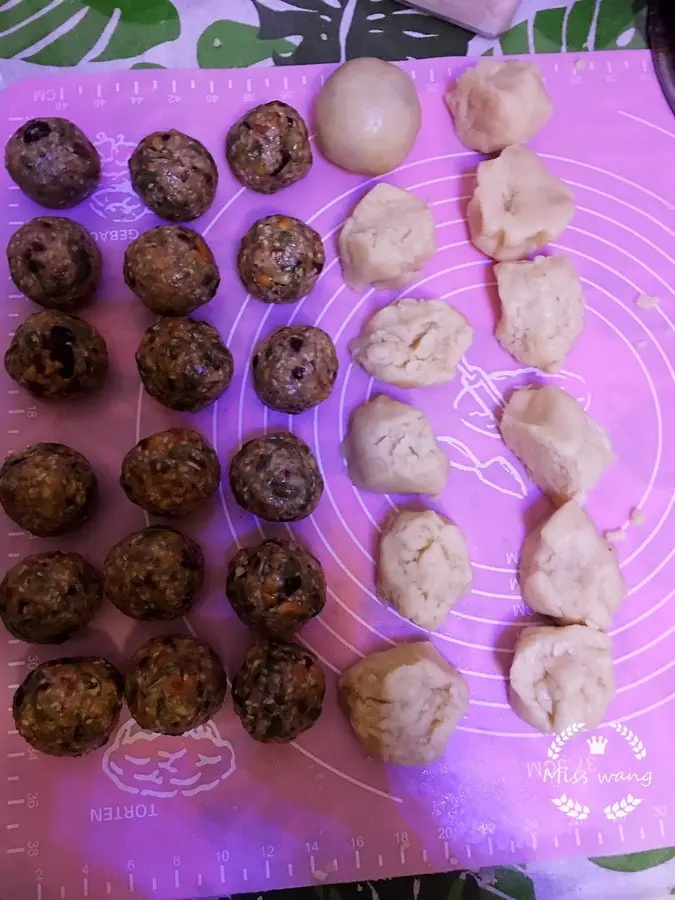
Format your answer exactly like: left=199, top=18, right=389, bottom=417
left=339, top=641, right=469, bottom=765
left=350, top=298, right=472, bottom=388
left=520, top=502, right=625, bottom=631
left=343, top=395, right=448, bottom=495
left=378, top=509, right=472, bottom=630
left=495, top=255, right=585, bottom=373
left=447, top=60, right=552, bottom=154
left=509, top=624, right=614, bottom=734
left=315, top=58, right=421, bottom=175
left=339, top=183, right=436, bottom=291
left=500, top=385, right=614, bottom=504
left=467, top=145, right=574, bottom=262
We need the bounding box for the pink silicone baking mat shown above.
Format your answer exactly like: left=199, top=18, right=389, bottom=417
left=0, top=49, right=674, bottom=900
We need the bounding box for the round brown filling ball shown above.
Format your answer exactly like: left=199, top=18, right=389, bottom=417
left=125, top=635, right=227, bottom=735
left=120, top=427, right=221, bottom=518
left=229, top=432, right=323, bottom=522
left=129, top=130, right=218, bottom=222
left=13, top=657, right=123, bottom=757
left=252, top=325, right=338, bottom=414
left=7, top=217, right=102, bottom=312
left=226, top=101, right=312, bottom=194
left=104, top=526, right=204, bottom=621
left=0, top=442, right=97, bottom=537
left=0, top=551, right=101, bottom=644
left=237, top=215, right=324, bottom=304
left=5, top=117, right=101, bottom=209
left=232, top=639, right=325, bottom=742
left=124, top=225, right=220, bottom=316
left=4, top=310, right=108, bottom=399
left=136, top=317, right=233, bottom=412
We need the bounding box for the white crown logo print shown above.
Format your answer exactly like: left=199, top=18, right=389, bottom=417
left=587, top=735, right=608, bottom=755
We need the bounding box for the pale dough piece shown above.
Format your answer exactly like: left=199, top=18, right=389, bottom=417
left=495, top=255, right=585, bottom=372
left=339, top=641, right=469, bottom=765
left=520, top=502, right=625, bottom=631
left=467, top=145, right=575, bottom=262
left=509, top=624, right=614, bottom=734
left=378, top=509, right=472, bottom=630
left=446, top=59, right=553, bottom=154
left=339, top=183, right=436, bottom=291
left=350, top=298, right=473, bottom=388
left=500, top=385, right=614, bottom=504
left=342, top=395, right=448, bottom=495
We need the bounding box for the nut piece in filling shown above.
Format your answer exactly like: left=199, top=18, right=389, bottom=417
left=7, top=217, right=102, bottom=312
left=124, top=225, right=220, bottom=316
left=4, top=310, right=108, bottom=399
left=226, top=538, right=326, bottom=636
left=229, top=432, right=323, bottom=522
left=136, top=317, right=233, bottom=412
left=0, top=442, right=97, bottom=537
left=129, top=130, right=218, bottom=222
left=104, top=526, right=204, bottom=621
left=13, top=657, right=123, bottom=757
left=232, top=639, right=325, bottom=742
left=120, top=427, right=221, bottom=519
left=226, top=101, right=312, bottom=194
left=125, top=635, right=227, bottom=735
left=237, top=215, right=324, bottom=304
left=0, top=551, right=101, bottom=644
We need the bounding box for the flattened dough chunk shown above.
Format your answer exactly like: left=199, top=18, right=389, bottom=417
left=339, top=183, right=436, bottom=291
left=500, top=385, right=614, bottom=504
left=379, top=509, right=472, bottom=630
left=339, top=641, right=469, bottom=765
left=495, top=256, right=584, bottom=372
left=520, top=502, right=625, bottom=631
left=350, top=298, right=472, bottom=388
left=343, top=395, right=448, bottom=495
left=509, top=624, right=614, bottom=733
left=468, top=145, right=574, bottom=262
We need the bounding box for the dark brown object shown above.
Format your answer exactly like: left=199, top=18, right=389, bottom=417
left=232, top=639, right=325, bottom=742
left=237, top=215, right=324, bottom=304
left=13, top=657, right=123, bottom=757
left=104, top=526, right=204, bottom=621
left=125, top=635, right=227, bottom=735
left=136, top=317, right=233, bottom=412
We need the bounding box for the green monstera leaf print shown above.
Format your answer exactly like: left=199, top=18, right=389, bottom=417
left=0, top=0, right=179, bottom=66
left=590, top=848, right=675, bottom=873
left=197, top=20, right=295, bottom=68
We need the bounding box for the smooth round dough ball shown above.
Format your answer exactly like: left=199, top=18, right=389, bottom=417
left=509, top=624, right=615, bottom=734
left=446, top=60, right=552, bottom=154
left=339, top=641, right=468, bottom=765
left=379, top=510, right=472, bottom=631
left=343, top=395, right=448, bottom=495
left=315, top=58, right=421, bottom=176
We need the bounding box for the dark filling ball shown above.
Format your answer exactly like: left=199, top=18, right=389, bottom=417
left=237, top=215, right=324, bottom=304
left=136, top=317, right=233, bottom=412
left=226, top=101, right=312, bottom=194
left=120, top=427, right=221, bottom=518
left=104, top=526, right=204, bottom=621
left=4, top=310, right=108, bottom=399
left=5, top=117, right=101, bottom=209
left=252, top=325, right=338, bottom=414
left=229, top=432, right=323, bottom=522
left=0, top=551, right=101, bottom=644
left=13, top=657, right=123, bottom=757
left=0, top=442, right=97, bottom=537
left=125, top=635, right=227, bottom=735
left=232, top=639, right=325, bottom=742
left=7, top=217, right=102, bottom=312
left=227, top=538, right=326, bottom=637
left=129, top=130, right=218, bottom=222
left=124, top=225, right=220, bottom=316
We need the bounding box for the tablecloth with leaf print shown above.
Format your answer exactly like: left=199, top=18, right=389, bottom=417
left=0, top=1, right=672, bottom=898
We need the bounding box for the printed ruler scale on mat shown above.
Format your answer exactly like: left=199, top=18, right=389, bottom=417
left=0, top=51, right=674, bottom=900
